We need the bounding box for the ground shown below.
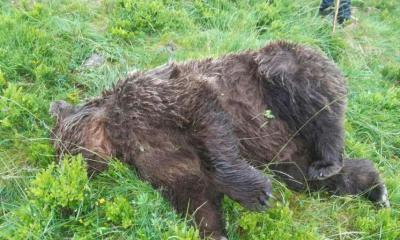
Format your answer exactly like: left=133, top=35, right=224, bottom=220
left=0, top=0, right=399, bottom=239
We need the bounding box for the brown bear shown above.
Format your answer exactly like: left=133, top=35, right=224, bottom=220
left=49, top=41, right=389, bottom=239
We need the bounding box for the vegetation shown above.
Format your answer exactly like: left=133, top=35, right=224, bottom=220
left=0, top=0, right=399, bottom=239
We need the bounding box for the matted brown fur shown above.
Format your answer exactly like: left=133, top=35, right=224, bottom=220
left=50, top=41, right=389, bottom=239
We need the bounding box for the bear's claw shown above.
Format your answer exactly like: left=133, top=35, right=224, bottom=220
left=236, top=178, right=273, bottom=211
left=377, top=184, right=390, bottom=208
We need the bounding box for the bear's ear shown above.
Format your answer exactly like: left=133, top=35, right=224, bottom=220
left=49, top=100, right=75, bottom=119
left=85, top=113, right=112, bottom=155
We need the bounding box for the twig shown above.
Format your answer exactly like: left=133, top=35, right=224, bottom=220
left=333, top=0, right=341, bottom=32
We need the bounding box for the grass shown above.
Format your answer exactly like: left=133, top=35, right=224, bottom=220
left=0, top=0, right=399, bottom=239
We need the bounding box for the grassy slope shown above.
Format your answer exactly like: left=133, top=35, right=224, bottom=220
left=0, top=0, right=399, bottom=239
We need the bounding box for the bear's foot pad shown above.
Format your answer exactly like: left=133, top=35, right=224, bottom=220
left=308, top=161, right=343, bottom=180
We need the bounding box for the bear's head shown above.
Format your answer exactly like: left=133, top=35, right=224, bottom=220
left=49, top=100, right=113, bottom=174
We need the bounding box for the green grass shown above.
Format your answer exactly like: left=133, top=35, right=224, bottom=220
left=0, top=0, right=399, bottom=239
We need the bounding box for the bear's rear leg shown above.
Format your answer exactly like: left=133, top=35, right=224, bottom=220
left=133, top=145, right=228, bottom=239
left=310, top=159, right=390, bottom=207
left=163, top=175, right=227, bottom=240
left=270, top=157, right=389, bottom=207
left=256, top=41, right=346, bottom=180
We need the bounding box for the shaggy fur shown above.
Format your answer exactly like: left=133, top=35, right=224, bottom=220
left=50, top=41, right=389, bottom=239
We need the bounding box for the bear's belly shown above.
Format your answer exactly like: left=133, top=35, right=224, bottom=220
left=214, top=94, right=298, bottom=166
left=234, top=114, right=298, bottom=166
left=201, top=64, right=301, bottom=166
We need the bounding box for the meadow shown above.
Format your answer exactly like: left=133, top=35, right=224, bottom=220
left=0, top=0, right=399, bottom=239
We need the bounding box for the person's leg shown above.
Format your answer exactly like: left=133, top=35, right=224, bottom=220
left=337, top=0, right=351, bottom=24
left=319, top=0, right=335, bottom=15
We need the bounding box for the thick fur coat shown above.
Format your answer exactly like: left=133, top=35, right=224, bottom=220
left=50, top=41, right=389, bottom=239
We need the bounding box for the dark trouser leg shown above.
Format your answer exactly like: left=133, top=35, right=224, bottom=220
left=337, top=0, right=351, bottom=24
left=320, top=0, right=334, bottom=14
left=319, top=0, right=351, bottom=23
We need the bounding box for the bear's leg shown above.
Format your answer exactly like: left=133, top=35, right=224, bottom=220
left=264, top=81, right=344, bottom=181
left=193, top=107, right=272, bottom=211
left=309, top=159, right=390, bottom=207
left=163, top=175, right=227, bottom=240
left=305, top=114, right=344, bottom=181
left=133, top=145, right=227, bottom=239
left=271, top=157, right=389, bottom=207
left=256, top=42, right=346, bottom=180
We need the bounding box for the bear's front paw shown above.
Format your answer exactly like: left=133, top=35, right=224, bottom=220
left=308, top=161, right=343, bottom=180
left=232, top=177, right=273, bottom=211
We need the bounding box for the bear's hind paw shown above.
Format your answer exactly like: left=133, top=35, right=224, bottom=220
left=308, top=161, right=343, bottom=180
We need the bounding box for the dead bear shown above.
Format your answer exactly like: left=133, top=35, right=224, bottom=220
left=50, top=41, right=389, bottom=239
